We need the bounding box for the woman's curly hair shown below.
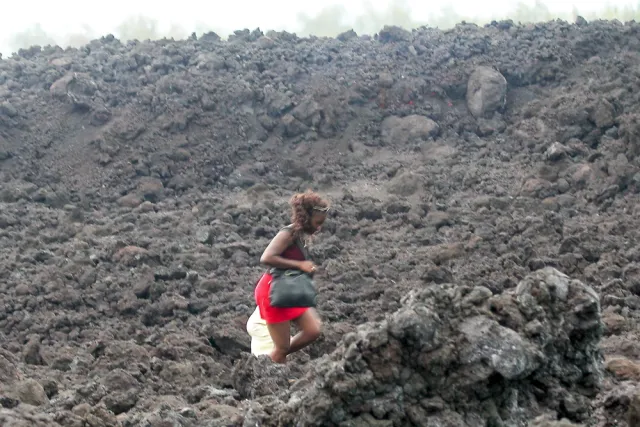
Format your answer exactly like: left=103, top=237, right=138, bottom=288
left=289, top=189, right=329, bottom=238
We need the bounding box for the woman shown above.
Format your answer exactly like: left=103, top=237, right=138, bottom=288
left=254, top=190, right=329, bottom=364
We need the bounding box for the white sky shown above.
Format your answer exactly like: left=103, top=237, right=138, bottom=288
left=0, top=0, right=636, bottom=56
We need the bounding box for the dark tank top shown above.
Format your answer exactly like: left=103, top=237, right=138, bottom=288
left=279, top=224, right=307, bottom=261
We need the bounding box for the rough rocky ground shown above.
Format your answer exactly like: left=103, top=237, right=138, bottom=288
left=1, top=17, right=640, bottom=427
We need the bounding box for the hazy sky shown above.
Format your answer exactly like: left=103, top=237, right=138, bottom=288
left=0, top=0, right=636, bottom=56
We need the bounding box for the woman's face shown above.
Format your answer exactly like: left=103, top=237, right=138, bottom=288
left=306, top=212, right=327, bottom=234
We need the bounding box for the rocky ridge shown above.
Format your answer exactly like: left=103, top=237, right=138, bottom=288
left=0, top=18, right=640, bottom=426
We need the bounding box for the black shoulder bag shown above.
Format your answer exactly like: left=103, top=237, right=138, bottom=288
left=268, top=228, right=318, bottom=308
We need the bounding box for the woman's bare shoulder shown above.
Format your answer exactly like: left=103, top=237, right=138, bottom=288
left=272, top=224, right=295, bottom=242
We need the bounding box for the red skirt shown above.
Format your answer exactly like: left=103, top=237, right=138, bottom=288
left=254, top=271, right=308, bottom=324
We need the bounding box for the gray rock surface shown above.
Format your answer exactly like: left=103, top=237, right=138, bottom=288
left=238, top=267, right=603, bottom=426
left=1, top=17, right=639, bottom=427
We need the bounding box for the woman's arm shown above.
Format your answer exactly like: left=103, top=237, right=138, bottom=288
left=260, top=230, right=304, bottom=270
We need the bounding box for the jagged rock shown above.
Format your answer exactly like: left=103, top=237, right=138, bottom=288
left=386, top=170, right=423, bottom=197
left=251, top=267, right=603, bottom=426
left=4, top=379, right=50, bottom=406
left=0, top=406, right=60, bottom=427
left=231, top=354, right=292, bottom=399
left=546, top=142, right=569, bottom=161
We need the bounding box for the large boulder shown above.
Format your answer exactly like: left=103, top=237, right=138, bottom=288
left=466, top=66, right=508, bottom=119
left=381, top=115, right=440, bottom=145
left=244, top=267, right=604, bottom=426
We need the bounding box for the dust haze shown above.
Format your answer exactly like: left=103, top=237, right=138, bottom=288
left=1, top=0, right=640, bottom=56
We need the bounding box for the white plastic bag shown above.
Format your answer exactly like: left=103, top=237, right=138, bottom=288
left=246, top=306, right=275, bottom=356
left=246, top=306, right=294, bottom=356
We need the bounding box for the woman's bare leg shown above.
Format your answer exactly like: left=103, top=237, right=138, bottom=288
left=266, top=320, right=291, bottom=363
left=288, top=308, right=322, bottom=355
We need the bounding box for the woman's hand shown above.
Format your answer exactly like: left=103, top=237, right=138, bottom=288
left=298, top=261, right=317, bottom=274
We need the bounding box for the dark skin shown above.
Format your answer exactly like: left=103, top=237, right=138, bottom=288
left=260, top=211, right=326, bottom=363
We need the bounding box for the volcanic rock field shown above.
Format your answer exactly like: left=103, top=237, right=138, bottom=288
left=1, top=17, right=640, bottom=427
